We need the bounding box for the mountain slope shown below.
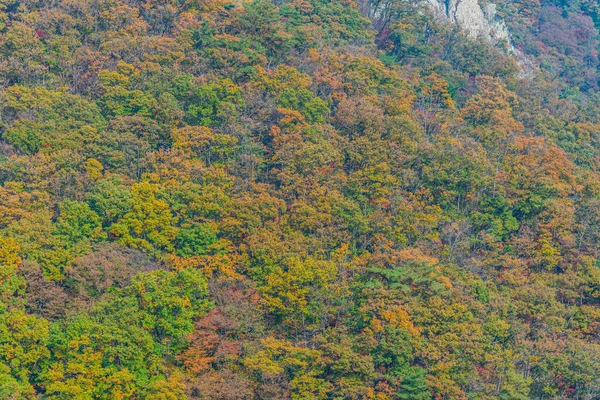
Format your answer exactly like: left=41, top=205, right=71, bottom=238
left=0, top=0, right=600, bottom=398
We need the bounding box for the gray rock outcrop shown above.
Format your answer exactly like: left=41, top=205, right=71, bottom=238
left=427, top=0, right=511, bottom=45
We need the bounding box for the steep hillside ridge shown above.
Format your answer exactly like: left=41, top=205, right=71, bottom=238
left=1, top=0, right=600, bottom=398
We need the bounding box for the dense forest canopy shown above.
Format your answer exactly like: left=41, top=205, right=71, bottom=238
left=1, top=0, right=600, bottom=398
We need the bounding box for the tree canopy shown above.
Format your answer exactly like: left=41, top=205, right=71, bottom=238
left=1, top=0, right=600, bottom=398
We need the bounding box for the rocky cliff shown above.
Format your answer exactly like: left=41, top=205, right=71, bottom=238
left=427, top=0, right=511, bottom=45
left=365, top=0, right=535, bottom=75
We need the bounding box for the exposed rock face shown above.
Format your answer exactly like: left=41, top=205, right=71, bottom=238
left=366, top=0, right=511, bottom=46
left=427, top=0, right=511, bottom=45
left=366, top=0, right=536, bottom=77
left=425, top=0, right=539, bottom=77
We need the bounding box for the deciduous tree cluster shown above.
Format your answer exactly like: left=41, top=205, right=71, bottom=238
left=1, top=0, right=600, bottom=398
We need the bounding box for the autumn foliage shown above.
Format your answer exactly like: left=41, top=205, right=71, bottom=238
left=0, top=0, right=600, bottom=398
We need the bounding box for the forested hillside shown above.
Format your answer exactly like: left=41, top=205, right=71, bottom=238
left=1, top=0, right=600, bottom=398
